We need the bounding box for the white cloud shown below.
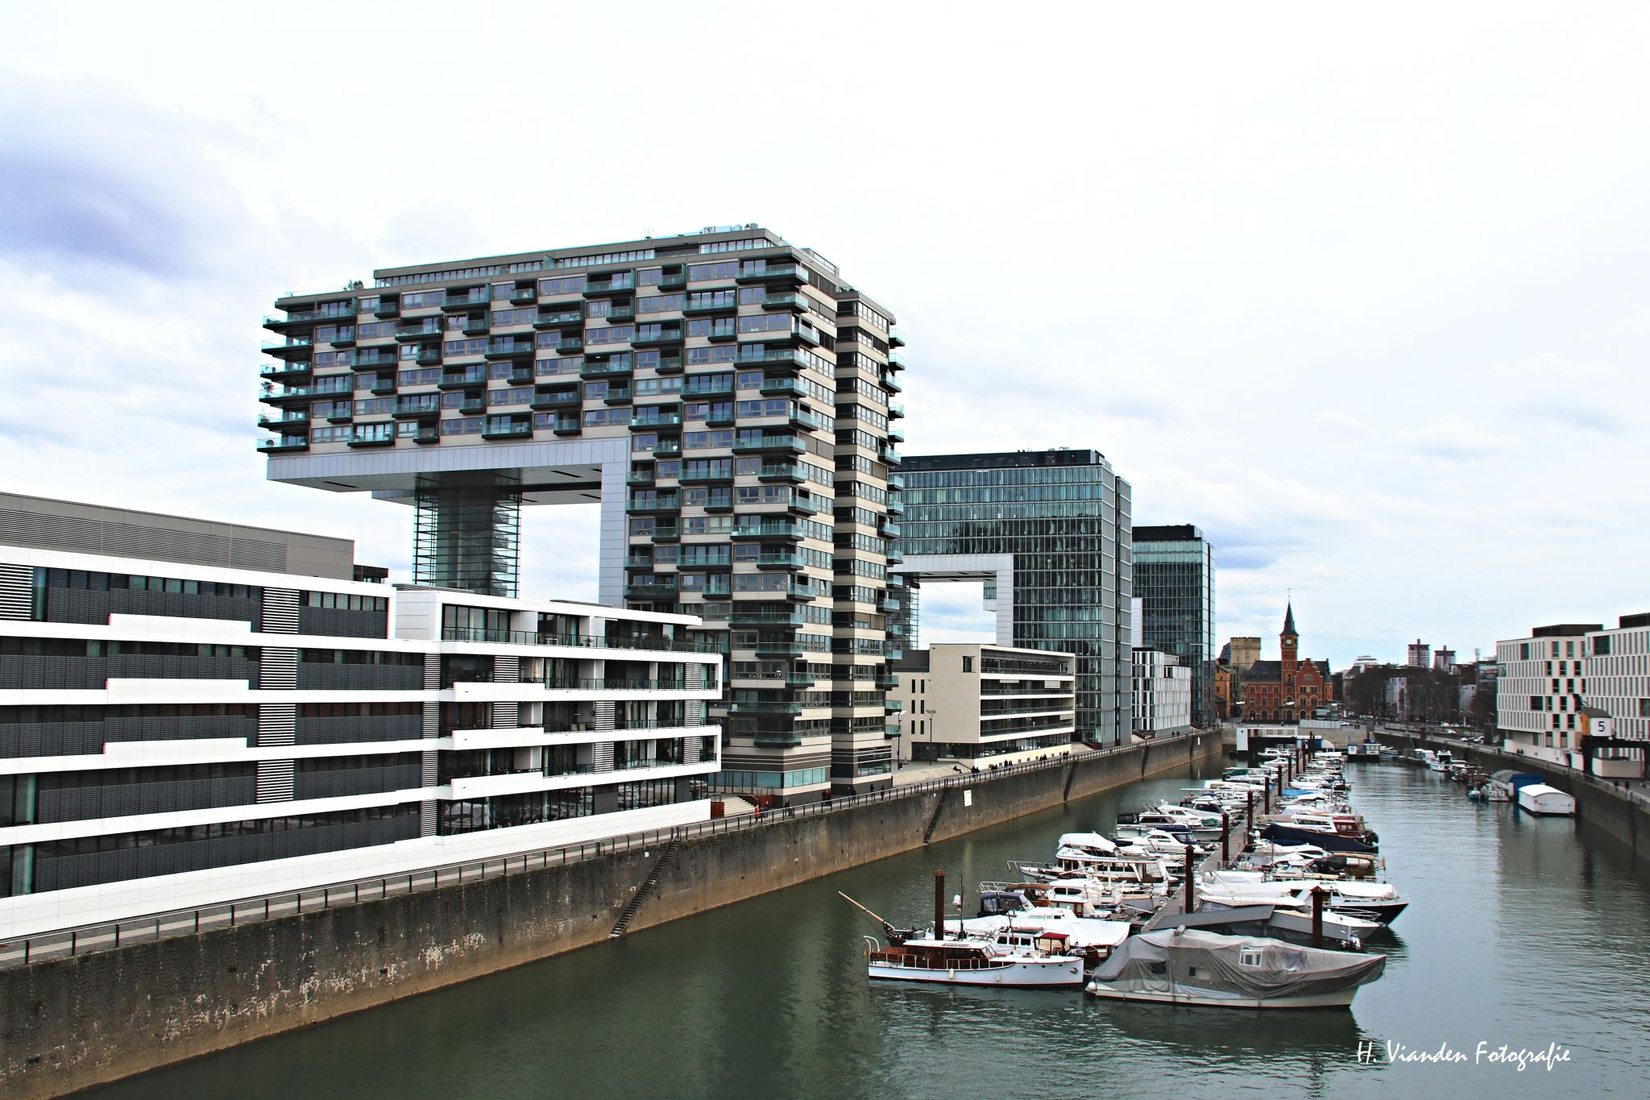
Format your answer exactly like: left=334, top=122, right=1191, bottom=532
left=2, top=2, right=1648, bottom=669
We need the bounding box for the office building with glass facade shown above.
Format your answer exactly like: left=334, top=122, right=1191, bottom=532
left=259, top=227, right=904, bottom=802
left=1131, top=524, right=1216, bottom=727
left=896, top=449, right=1132, bottom=744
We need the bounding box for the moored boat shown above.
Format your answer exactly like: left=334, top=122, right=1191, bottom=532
left=1084, top=928, right=1386, bottom=1009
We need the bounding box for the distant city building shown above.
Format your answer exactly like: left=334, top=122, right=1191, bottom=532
left=1579, top=613, right=1650, bottom=744
left=1346, top=654, right=1380, bottom=676
left=1240, top=603, right=1332, bottom=722
left=0, top=492, right=720, bottom=936
left=1228, top=637, right=1261, bottom=676
left=897, top=449, right=1132, bottom=745
left=1407, top=640, right=1431, bottom=668
left=893, top=644, right=1076, bottom=765
left=1132, top=525, right=1216, bottom=727
left=1132, top=648, right=1193, bottom=736
left=1218, top=635, right=1261, bottom=720
left=1432, top=647, right=1456, bottom=672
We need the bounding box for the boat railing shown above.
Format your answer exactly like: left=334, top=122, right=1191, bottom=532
left=0, top=733, right=1202, bottom=970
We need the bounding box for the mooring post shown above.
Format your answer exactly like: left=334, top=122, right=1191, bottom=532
left=1221, top=812, right=1230, bottom=866
left=1311, top=885, right=1326, bottom=948
left=934, top=870, right=946, bottom=940
left=1184, top=844, right=1195, bottom=910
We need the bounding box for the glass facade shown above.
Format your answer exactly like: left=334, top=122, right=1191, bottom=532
left=897, top=450, right=1133, bottom=744
left=1132, top=525, right=1216, bottom=727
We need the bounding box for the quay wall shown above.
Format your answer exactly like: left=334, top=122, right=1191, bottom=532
left=1, top=732, right=1219, bottom=1098
left=1374, top=731, right=1650, bottom=860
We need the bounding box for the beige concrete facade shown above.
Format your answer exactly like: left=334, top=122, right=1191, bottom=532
left=895, top=643, right=1077, bottom=766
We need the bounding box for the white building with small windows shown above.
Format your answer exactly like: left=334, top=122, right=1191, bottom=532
left=1496, top=624, right=1597, bottom=765
left=893, top=644, right=1076, bottom=765
left=1132, top=648, right=1193, bottom=737
left=1496, top=615, right=1650, bottom=773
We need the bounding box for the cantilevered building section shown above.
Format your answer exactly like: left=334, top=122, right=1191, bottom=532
left=895, top=449, right=1133, bottom=744
left=260, top=226, right=904, bottom=801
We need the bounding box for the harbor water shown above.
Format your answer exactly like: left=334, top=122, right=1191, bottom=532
left=83, top=761, right=1650, bottom=1099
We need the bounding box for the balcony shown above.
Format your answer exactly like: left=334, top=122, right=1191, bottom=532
left=257, top=436, right=308, bottom=452
left=438, top=369, right=488, bottom=390
left=683, top=298, right=737, bottom=316
left=462, top=315, right=490, bottom=337
left=482, top=419, right=532, bottom=440
left=888, top=328, right=905, bottom=348
left=347, top=431, right=395, bottom=449
left=679, top=467, right=733, bottom=484
left=731, top=700, right=803, bottom=717
left=731, top=611, right=804, bottom=628
left=735, top=263, right=806, bottom=285
left=412, top=425, right=441, bottom=444
left=888, top=357, right=906, bottom=372
left=606, top=304, right=636, bottom=324
left=534, top=309, right=584, bottom=329
left=396, top=323, right=443, bottom=342
left=602, top=386, right=634, bottom=404
left=628, top=497, right=680, bottom=513
left=510, top=286, right=537, bottom=305
left=458, top=397, right=485, bottom=416
left=632, top=327, right=684, bottom=347
left=531, top=389, right=580, bottom=410
left=754, top=551, right=805, bottom=570
left=755, top=463, right=802, bottom=483
left=625, top=581, right=679, bottom=601
left=553, top=337, right=585, bottom=355
left=732, top=434, right=805, bottom=455
left=887, top=401, right=905, bottom=419
left=731, top=521, right=801, bottom=541
left=260, top=361, right=312, bottom=382
left=887, top=474, right=905, bottom=490
left=392, top=398, right=442, bottom=419
left=441, top=292, right=489, bottom=312
left=580, top=359, right=631, bottom=379
left=654, top=356, right=684, bottom=374
left=886, top=497, right=905, bottom=516
left=658, top=271, right=687, bottom=291
left=883, top=373, right=903, bottom=394
left=648, top=525, right=680, bottom=543
left=760, top=293, right=807, bottom=312
left=258, top=411, right=309, bottom=431
left=485, top=339, right=535, bottom=360
left=550, top=418, right=582, bottom=436
left=758, top=378, right=804, bottom=398
left=374, top=298, right=400, bottom=318
left=630, top=412, right=682, bottom=430
left=415, top=347, right=442, bottom=366
left=260, top=339, right=312, bottom=362
left=583, top=278, right=637, bottom=298
left=750, top=639, right=805, bottom=658
left=651, top=438, right=682, bottom=457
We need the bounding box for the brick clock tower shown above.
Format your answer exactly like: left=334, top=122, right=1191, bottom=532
left=1280, top=602, right=1299, bottom=683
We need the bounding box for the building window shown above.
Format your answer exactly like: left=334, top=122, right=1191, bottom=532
left=962, top=657, right=973, bottom=673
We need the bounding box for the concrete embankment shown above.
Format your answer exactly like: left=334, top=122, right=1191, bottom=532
left=1375, top=731, right=1650, bottom=860
left=1, top=731, right=1219, bottom=1098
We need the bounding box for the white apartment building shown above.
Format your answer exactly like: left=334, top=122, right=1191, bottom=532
left=0, top=493, right=720, bottom=938
left=894, top=644, right=1076, bottom=765
left=1132, top=648, right=1192, bottom=737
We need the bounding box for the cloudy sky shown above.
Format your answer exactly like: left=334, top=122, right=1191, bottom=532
left=2, top=3, right=1646, bottom=669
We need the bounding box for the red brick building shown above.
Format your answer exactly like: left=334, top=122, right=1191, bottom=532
left=1240, top=603, right=1332, bottom=721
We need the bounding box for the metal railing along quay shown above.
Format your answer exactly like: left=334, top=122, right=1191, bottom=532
left=0, top=733, right=1207, bottom=970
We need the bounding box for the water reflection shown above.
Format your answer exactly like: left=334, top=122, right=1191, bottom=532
left=83, top=762, right=1650, bottom=1100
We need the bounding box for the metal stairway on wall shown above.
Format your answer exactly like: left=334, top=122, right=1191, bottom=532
left=608, top=839, right=681, bottom=939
